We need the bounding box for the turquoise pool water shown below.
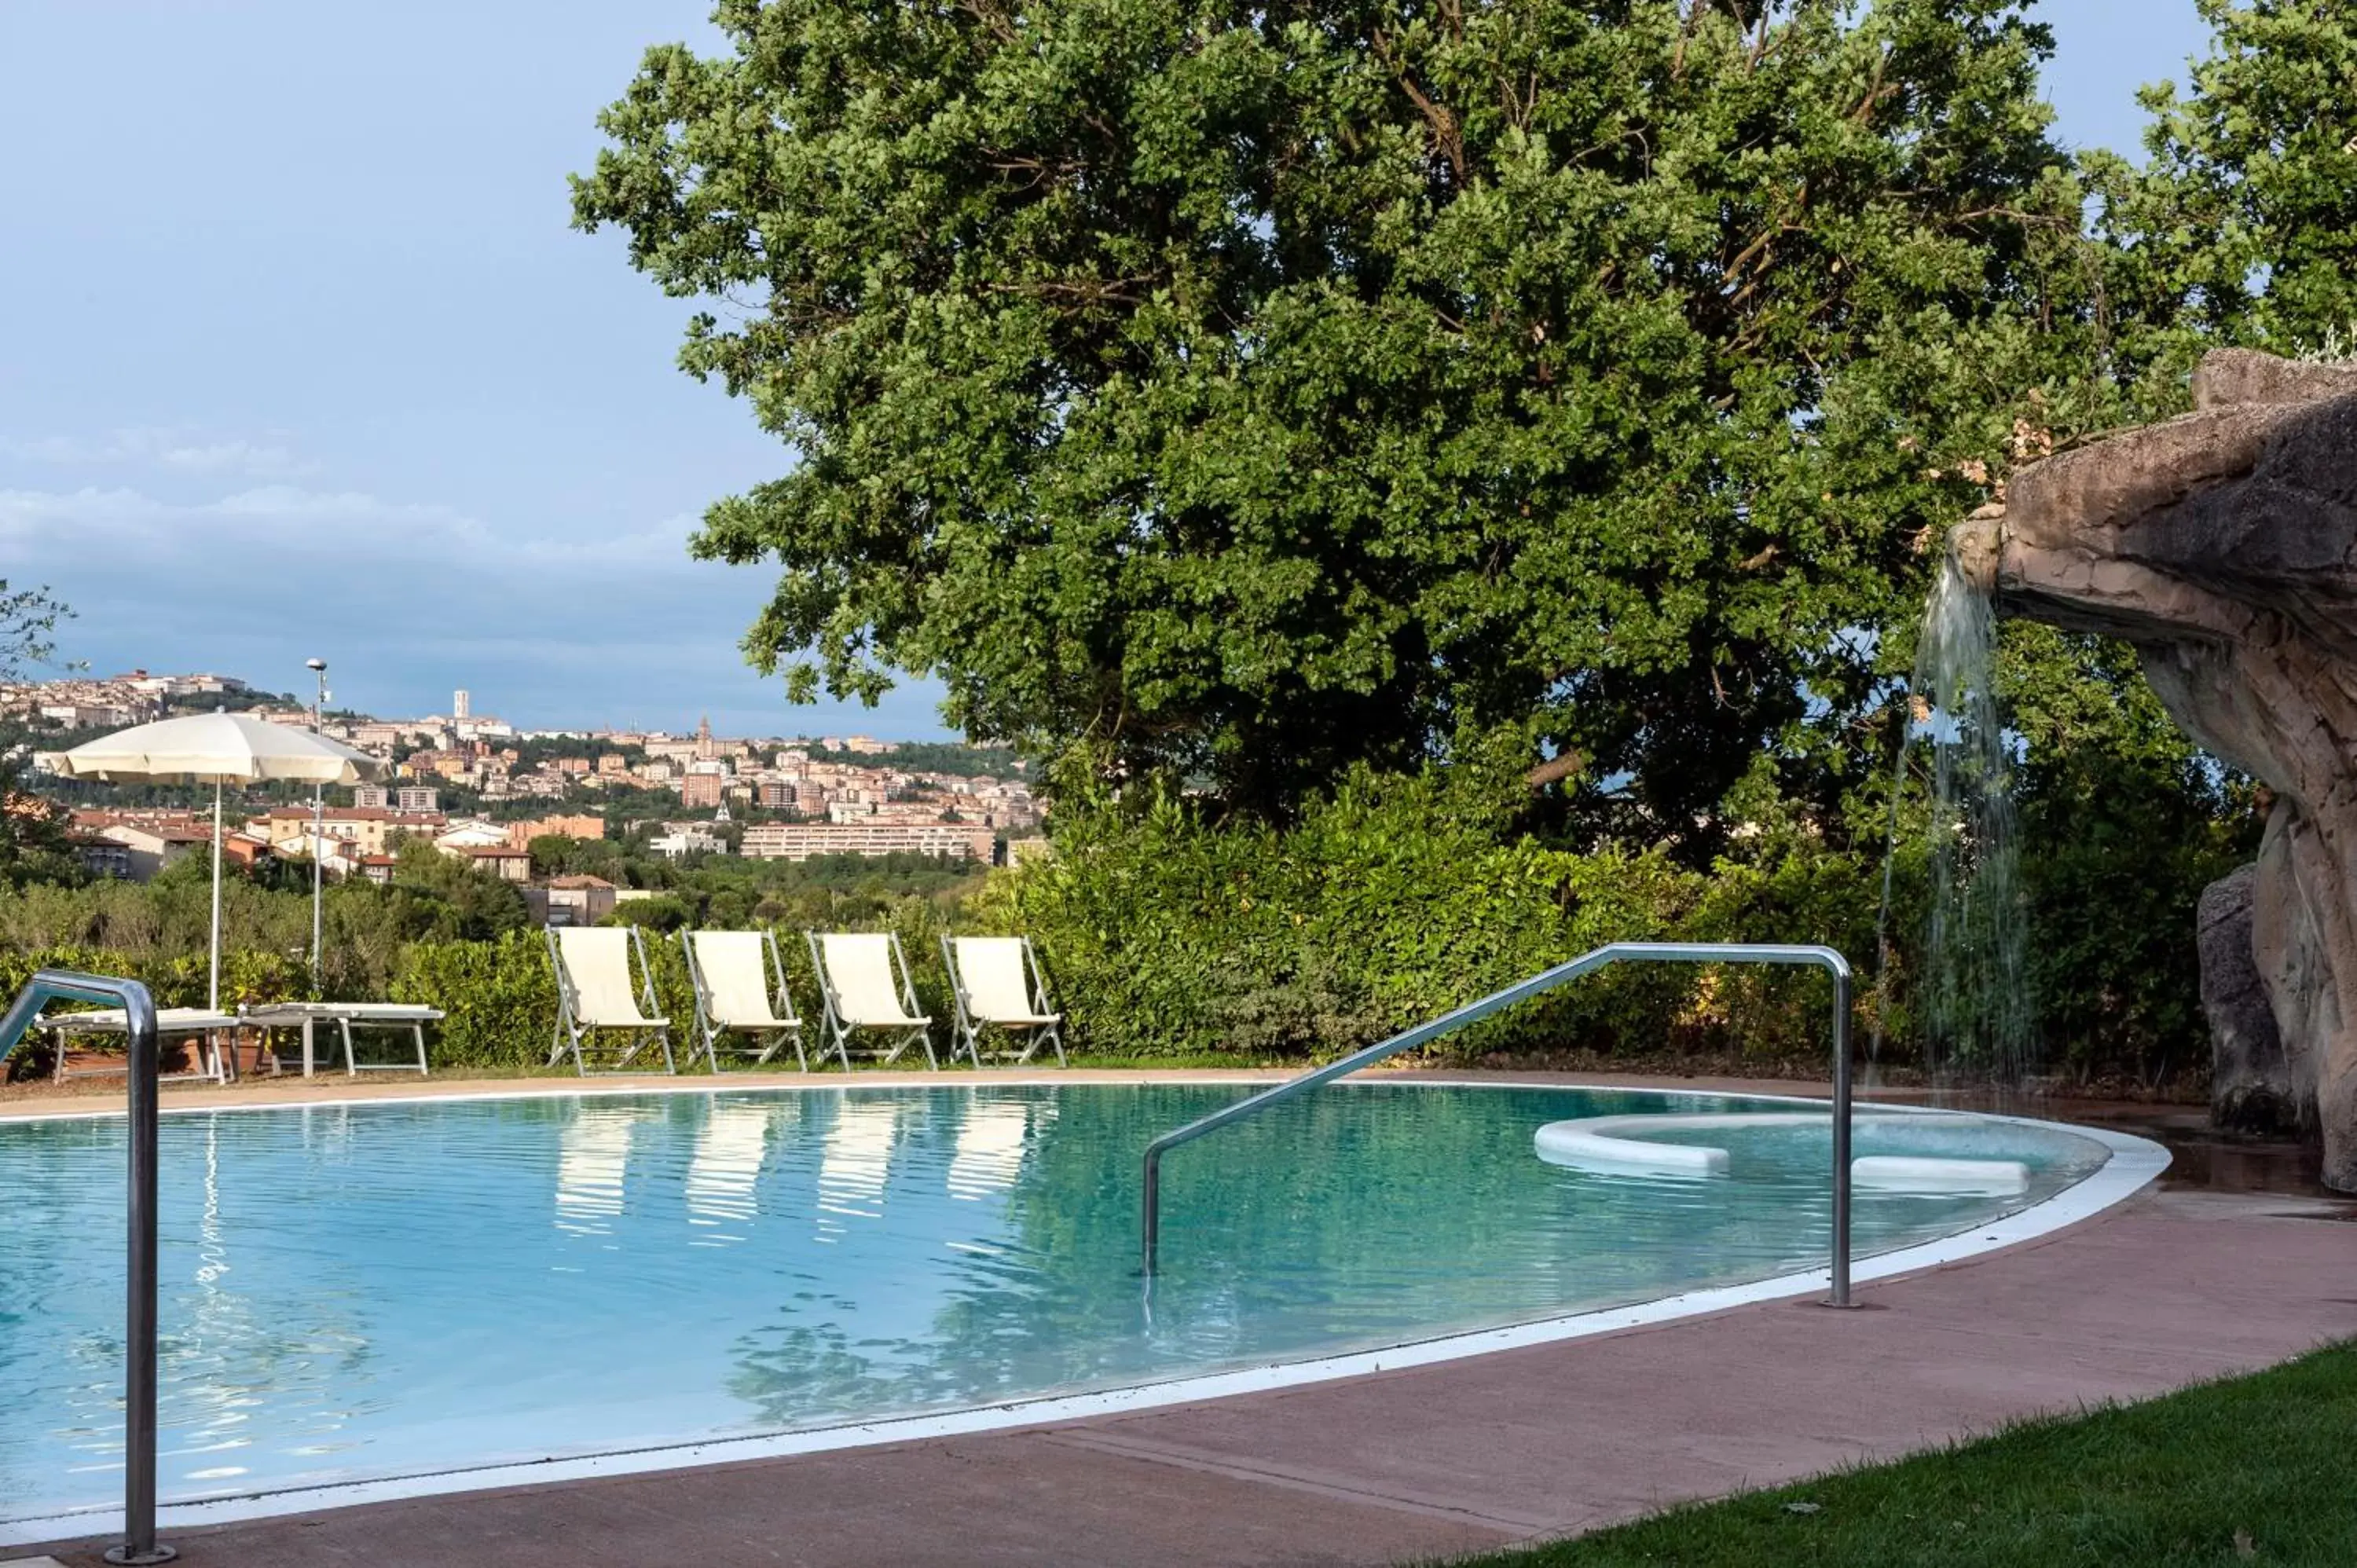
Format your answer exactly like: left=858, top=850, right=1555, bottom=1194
left=0, top=1083, right=2108, bottom=1522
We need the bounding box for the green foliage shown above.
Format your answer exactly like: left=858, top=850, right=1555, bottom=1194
left=812, top=742, right=1025, bottom=778
left=574, top=0, right=2101, bottom=837
left=2, top=580, right=84, bottom=892
left=387, top=837, right=530, bottom=939
left=2088, top=0, right=2357, bottom=402
left=0, top=578, right=68, bottom=679
left=976, top=753, right=1876, bottom=1061
left=0, top=940, right=309, bottom=1080
left=389, top=929, right=560, bottom=1069
left=2001, top=626, right=2261, bottom=1084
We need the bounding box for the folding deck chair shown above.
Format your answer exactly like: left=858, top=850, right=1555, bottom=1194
left=805, top=932, right=937, bottom=1068
left=680, top=929, right=814, bottom=1072
left=547, top=925, right=675, bottom=1076
left=939, top=935, right=1067, bottom=1068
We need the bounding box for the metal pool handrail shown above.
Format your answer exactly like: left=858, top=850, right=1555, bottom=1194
left=1139, top=942, right=1857, bottom=1305
left=1, top=970, right=177, bottom=1565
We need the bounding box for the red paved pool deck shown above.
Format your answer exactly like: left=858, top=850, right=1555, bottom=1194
left=27, top=1181, right=2356, bottom=1568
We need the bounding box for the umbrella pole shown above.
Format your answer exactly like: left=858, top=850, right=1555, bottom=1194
left=209, top=780, right=224, bottom=1013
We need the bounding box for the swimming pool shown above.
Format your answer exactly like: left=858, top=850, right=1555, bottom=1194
left=0, top=1081, right=2146, bottom=1531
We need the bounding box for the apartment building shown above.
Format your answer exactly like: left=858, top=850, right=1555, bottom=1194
left=738, top=822, right=993, bottom=863
left=464, top=846, right=533, bottom=883
left=506, top=813, right=606, bottom=849
left=250, top=806, right=448, bottom=856
left=648, top=822, right=727, bottom=859
left=543, top=874, right=619, bottom=926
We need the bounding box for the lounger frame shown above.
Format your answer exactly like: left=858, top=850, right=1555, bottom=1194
left=43, top=1011, right=233, bottom=1086
left=547, top=925, right=676, bottom=1076
left=805, top=930, right=937, bottom=1069
left=940, top=935, right=1068, bottom=1068
left=680, top=929, right=814, bottom=1073
left=244, top=1002, right=441, bottom=1077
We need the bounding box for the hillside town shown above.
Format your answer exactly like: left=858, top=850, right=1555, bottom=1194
left=5, top=669, right=1043, bottom=919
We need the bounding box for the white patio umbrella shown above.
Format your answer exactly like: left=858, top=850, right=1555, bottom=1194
left=44, top=713, right=384, bottom=1009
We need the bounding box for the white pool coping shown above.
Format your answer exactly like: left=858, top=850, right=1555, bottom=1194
left=0, top=1078, right=2169, bottom=1548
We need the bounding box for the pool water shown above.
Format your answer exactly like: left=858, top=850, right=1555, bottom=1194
left=0, top=1083, right=2108, bottom=1521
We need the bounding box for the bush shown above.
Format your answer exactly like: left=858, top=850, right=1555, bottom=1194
left=390, top=929, right=560, bottom=1068
left=974, top=763, right=1762, bottom=1061
left=0, top=941, right=310, bottom=1080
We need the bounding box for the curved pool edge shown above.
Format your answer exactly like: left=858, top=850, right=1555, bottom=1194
left=0, top=1080, right=2169, bottom=1549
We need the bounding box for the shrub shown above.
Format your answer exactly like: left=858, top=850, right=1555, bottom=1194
left=976, top=764, right=1739, bottom=1061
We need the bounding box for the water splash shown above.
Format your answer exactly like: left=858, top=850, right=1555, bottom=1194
left=1873, top=553, right=2037, bottom=1088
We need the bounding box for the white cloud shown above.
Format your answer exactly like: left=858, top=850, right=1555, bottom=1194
left=0, top=427, right=317, bottom=478
left=0, top=478, right=948, bottom=735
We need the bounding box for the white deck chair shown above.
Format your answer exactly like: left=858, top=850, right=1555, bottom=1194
left=940, top=936, right=1066, bottom=1068
left=680, top=929, right=813, bottom=1072
left=546, top=925, right=675, bottom=1076
left=805, top=931, right=937, bottom=1068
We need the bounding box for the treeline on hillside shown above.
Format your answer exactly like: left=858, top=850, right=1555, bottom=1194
left=823, top=742, right=1025, bottom=778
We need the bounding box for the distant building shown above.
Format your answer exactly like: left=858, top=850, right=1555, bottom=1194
left=352, top=785, right=390, bottom=809
left=506, top=812, right=606, bottom=849
left=250, top=805, right=447, bottom=857
left=71, top=833, right=134, bottom=881
left=739, top=822, right=992, bottom=863
left=543, top=874, right=619, bottom=926
left=680, top=771, right=724, bottom=809
left=647, top=823, right=726, bottom=859
left=395, top=786, right=440, bottom=813
left=39, top=701, right=137, bottom=729
left=464, top=845, right=533, bottom=883
left=85, top=819, right=220, bottom=881
left=112, top=671, right=247, bottom=699
left=433, top=819, right=512, bottom=853
left=453, top=688, right=471, bottom=720
left=1004, top=837, right=1055, bottom=868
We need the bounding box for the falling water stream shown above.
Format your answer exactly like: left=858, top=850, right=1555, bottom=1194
left=1872, top=552, right=2038, bottom=1089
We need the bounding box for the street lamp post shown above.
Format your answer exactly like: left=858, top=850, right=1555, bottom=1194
left=306, top=658, right=328, bottom=993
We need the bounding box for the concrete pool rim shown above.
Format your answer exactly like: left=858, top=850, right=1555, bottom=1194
left=0, top=1075, right=2170, bottom=1547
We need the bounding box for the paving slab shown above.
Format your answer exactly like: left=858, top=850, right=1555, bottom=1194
left=31, top=1185, right=2356, bottom=1568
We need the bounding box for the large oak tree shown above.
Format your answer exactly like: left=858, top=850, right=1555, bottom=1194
left=575, top=0, right=2092, bottom=839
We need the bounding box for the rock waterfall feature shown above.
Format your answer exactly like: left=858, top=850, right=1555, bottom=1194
left=1951, top=349, right=2357, bottom=1190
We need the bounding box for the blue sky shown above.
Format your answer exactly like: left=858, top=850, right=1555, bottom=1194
left=1, top=1, right=2213, bottom=737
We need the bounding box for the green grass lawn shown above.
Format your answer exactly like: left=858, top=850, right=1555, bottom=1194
left=1446, top=1341, right=2357, bottom=1568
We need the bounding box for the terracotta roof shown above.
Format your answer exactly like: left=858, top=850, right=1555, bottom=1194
left=256, top=807, right=447, bottom=824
